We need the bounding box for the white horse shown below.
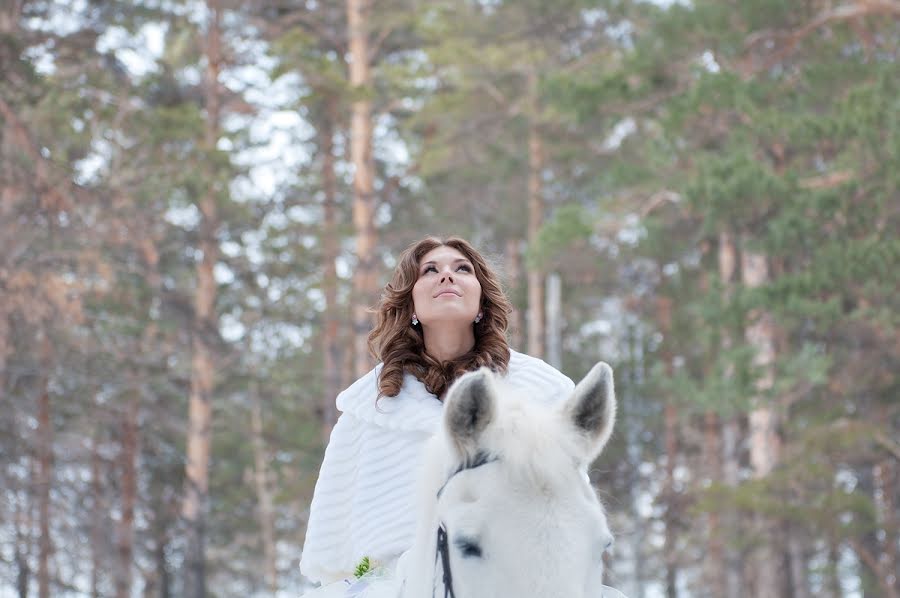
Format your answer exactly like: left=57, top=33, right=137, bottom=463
left=400, top=362, right=620, bottom=598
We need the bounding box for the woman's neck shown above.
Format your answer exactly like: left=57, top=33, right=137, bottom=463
left=422, top=325, right=475, bottom=363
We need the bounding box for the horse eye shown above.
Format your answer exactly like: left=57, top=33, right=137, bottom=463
left=455, top=537, right=482, bottom=558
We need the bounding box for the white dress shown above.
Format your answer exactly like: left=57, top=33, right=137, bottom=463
left=299, top=351, right=627, bottom=597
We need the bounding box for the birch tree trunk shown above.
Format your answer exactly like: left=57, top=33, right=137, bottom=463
left=526, top=71, right=544, bottom=359
left=184, top=3, right=223, bottom=595
left=347, top=0, right=377, bottom=377
left=741, top=235, right=785, bottom=598
left=321, top=92, right=341, bottom=440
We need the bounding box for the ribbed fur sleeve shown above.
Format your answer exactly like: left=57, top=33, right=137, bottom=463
left=299, top=350, right=574, bottom=585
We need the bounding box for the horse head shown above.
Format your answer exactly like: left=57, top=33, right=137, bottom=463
left=403, top=362, right=617, bottom=598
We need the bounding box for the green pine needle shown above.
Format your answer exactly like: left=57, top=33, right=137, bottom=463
left=353, top=556, right=372, bottom=579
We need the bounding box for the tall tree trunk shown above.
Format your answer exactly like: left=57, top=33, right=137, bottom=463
left=623, top=318, right=647, bottom=598
left=184, top=3, right=223, bottom=596
left=341, top=311, right=356, bottom=396
left=875, top=460, right=899, bottom=596
left=250, top=391, right=278, bottom=592
left=0, top=1, right=23, bottom=35
left=526, top=70, right=544, bottom=359
left=505, top=238, right=523, bottom=350
left=14, top=466, right=31, bottom=598
left=90, top=428, right=103, bottom=598
left=320, top=92, right=341, bottom=441
left=347, top=0, right=377, bottom=377
left=116, top=391, right=139, bottom=598
left=657, top=296, right=679, bottom=598
left=827, top=537, right=842, bottom=598
left=37, top=334, right=53, bottom=598
left=855, top=464, right=898, bottom=598
left=719, top=230, right=744, bottom=598
left=741, top=236, right=785, bottom=598
left=694, top=262, right=727, bottom=595
left=149, top=503, right=172, bottom=598
left=703, top=411, right=726, bottom=596
left=138, top=235, right=163, bottom=598
left=544, top=272, right=562, bottom=368
left=0, top=308, right=9, bottom=398
left=786, top=522, right=811, bottom=598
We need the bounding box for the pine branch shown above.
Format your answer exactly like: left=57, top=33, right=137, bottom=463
left=849, top=538, right=900, bottom=598
left=0, top=94, right=93, bottom=211
left=874, top=431, right=900, bottom=462
left=798, top=171, right=856, bottom=190
left=830, top=418, right=900, bottom=462
left=744, top=0, right=900, bottom=75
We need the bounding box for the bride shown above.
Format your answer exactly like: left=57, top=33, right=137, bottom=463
left=299, top=236, right=625, bottom=598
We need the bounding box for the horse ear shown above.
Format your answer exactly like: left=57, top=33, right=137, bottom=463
left=567, top=362, right=617, bottom=460
left=444, top=367, right=496, bottom=455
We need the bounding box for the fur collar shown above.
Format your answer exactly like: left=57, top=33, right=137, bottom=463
left=336, top=350, right=574, bottom=433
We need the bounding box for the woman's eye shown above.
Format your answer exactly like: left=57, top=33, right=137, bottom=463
left=423, top=265, right=437, bottom=274
left=457, top=265, right=471, bottom=272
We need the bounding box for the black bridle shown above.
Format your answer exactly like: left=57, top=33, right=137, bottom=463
left=432, top=451, right=498, bottom=598
left=435, top=525, right=455, bottom=598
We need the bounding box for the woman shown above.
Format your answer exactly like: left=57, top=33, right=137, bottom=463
left=300, top=236, right=577, bottom=593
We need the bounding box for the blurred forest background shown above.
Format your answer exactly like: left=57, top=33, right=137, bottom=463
left=1, top=0, right=898, bottom=597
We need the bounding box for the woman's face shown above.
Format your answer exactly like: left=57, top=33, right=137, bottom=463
left=412, top=245, right=482, bottom=329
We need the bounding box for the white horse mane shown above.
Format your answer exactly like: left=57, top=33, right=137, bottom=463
left=401, top=362, right=618, bottom=598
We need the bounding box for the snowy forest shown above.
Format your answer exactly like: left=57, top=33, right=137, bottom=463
left=1, top=0, right=898, bottom=597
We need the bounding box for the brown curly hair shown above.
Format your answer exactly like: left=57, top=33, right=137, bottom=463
left=367, top=236, right=512, bottom=399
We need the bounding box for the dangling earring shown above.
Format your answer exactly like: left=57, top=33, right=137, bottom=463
left=412, top=314, right=419, bottom=326
left=474, top=312, right=482, bottom=324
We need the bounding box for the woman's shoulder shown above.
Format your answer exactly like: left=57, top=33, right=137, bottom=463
left=334, top=364, right=381, bottom=411
left=335, top=363, right=442, bottom=433
left=507, top=349, right=572, bottom=382
left=505, top=350, right=576, bottom=400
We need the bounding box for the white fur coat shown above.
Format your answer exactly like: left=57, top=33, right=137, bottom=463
left=299, top=350, right=575, bottom=585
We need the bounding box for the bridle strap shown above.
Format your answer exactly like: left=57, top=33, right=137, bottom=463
left=432, top=453, right=499, bottom=598
left=434, top=525, right=455, bottom=598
